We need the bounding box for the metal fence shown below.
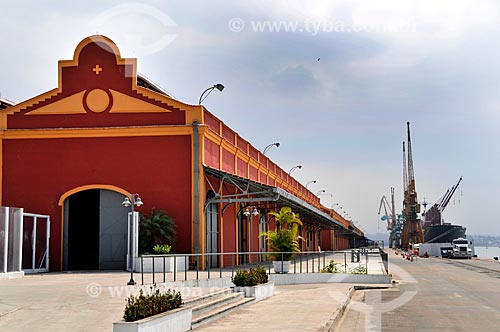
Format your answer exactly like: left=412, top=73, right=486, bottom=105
left=136, top=247, right=384, bottom=285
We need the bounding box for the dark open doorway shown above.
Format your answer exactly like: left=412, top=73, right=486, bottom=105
left=67, top=189, right=100, bottom=270
left=63, top=189, right=129, bottom=270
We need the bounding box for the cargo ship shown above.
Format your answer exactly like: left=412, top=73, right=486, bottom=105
left=423, top=223, right=466, bottom=243
left=423, top=176, right=466, bottom=243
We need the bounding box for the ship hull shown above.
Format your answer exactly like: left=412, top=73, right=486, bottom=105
left=424, top=224, right=466, bottom=243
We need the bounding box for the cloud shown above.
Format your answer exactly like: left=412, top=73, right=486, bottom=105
left=2, top=1, right=500, bottom=235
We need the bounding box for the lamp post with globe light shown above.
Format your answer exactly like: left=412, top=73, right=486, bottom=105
left=122, top=193, right=143, bottom=286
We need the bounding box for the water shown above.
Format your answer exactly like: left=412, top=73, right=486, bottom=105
left=474, top=246, right=500, bottom=259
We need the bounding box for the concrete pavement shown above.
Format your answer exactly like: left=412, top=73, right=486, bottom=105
left=0, top=271, right=356, bottom=331
left=336, top=250, right=500, bottom=332
left=193, top=283, right=354, bottom=331
left=0, top=250, right=387, bottom=331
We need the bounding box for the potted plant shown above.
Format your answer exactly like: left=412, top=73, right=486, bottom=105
left=134, top=209, right=187, bottom=273
left=260, top=206, right=302, bottom=273
left=139, top=208, right=177, bottom=254
left=231, top=266, right=274, bottom=301
left=113, top=287, right=191, bottom=332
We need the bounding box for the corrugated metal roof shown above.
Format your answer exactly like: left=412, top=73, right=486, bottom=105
left=204, top=166, right=353, bottom=232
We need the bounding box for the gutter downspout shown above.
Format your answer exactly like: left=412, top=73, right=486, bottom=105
left=193, top=122, right=200, bottom=263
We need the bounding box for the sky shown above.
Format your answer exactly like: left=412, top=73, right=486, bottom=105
left=1, top=1, right=500, bottom=236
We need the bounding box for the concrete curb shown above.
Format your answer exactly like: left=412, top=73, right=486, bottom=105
left=321, top=287, right=355, bottom=332
left=0, top=271, right=24, bottom=279
left=270, top=273, right=392, bottom=285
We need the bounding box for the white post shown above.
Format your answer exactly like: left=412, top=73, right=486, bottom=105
left=17, top=208, right=24, bottom=272
left=32, top=216, right=37, bottom=270
left=3, top=207, right=9, bottom=273
left=126, top=213, right=131, bottom=271
left=46, top=216, right=50, bottom=271
left=132, top=211, right=139, bottom=258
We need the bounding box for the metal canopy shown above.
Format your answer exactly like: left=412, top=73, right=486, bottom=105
left=204, top=167, right=347, bottom=231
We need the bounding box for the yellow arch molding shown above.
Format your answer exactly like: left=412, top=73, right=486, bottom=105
left=57, top=184, right=131, bottom=270
left=58, top=184, right=130, bottom=206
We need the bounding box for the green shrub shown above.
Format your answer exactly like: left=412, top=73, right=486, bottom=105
left=232, top=266, right=268, bottom=287
left=320, top=260, right=341, bottom=273
left=232, top=269, right=252, bottom=287
left=252, top=266, right=268, bottom=285
left=139, top=209, right=177, bottom=254
left=260, top=207, right=302, bottom=261
left=152, top=244, right=171, bottom=254
left=349, top=264, right=367, bottom=274
left=123, top=287, right=182, bottom=322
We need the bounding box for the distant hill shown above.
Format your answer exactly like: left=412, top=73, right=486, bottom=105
left=365, top=233, right=500, bottom=247
left=468, top=235, right=500, bottom=247
left=366, top=232, right=389, bottom=246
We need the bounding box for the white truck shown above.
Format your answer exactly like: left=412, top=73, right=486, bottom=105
left=450, top=238, right=473, bottom=259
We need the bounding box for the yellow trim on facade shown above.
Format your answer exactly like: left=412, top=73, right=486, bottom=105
left=109, top=89, right=171, bottom=113
left=0, top=133, right=2, bottom=205
left=134, top=86, right=199, bottom=114
left=201, top=122, right=319, bottom=208
left=248, top=158, right=260, bottom=171
left=184, top=105, right=205, bottom=125
left=235, top=150, right=250, bottom=163
left=219, top=202, right=224, bottom=267
left=204, top=129, right=223, bottom=145
left=58, top=184, right=130, bottom=206
left=58, top=184, right=131, bottom=270
left=235, top=199, right=239, bottom=265
left=221, top=142, right=237, bottom=155
left=2, top=126, right=193, bottom=140
left=199, top=130, right=206, bottom=259
left=0, top=36, right=202, bottom=129
left=218, top=144, right=223, bottom=170
left=191, top=132, right=195, bottom=256
left=26, top=91, right=87, bottom=115
left=0, top=88, right=61, bottom=128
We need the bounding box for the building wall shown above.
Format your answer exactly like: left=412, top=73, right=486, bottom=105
left=0, top=35, right=363, bottom=272
left=2, top=135, right=192, bottom=270
left=0, top=36, right=207, bottom=271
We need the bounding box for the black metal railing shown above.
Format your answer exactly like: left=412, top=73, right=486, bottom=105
left=136, top=247, right=383, bottom=285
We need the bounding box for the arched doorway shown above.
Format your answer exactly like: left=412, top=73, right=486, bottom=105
left=62, top=189, right=129, bottom=270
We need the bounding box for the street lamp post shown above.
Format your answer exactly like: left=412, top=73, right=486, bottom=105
left=289, top=165, right=302, bottom=175
left=305, top=180, right=317, bottom=189
left=122, top=193, right=143, bottom=286
left=263, top=142, right=280, bottom=155
left=198, top=83, right=225, bottom=104
left=243, top=206, right=260, bottom=263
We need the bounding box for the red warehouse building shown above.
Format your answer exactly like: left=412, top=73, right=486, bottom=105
left=0, top=36, right=365, bottom=272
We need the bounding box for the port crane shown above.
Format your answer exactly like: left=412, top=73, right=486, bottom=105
left=423, top=176, right=463, bottom=227
left=400, top=122, right=424, bottom=249
left=378, top=187, right=402, bottom=248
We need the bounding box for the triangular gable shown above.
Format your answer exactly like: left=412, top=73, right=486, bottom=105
left=2, top=35, right=203, bottom=129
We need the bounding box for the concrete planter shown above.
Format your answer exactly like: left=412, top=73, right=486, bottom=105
left=232, top=281, right=275, bottom=302
left=113, top=306, right=192, bottom=332
left=134, top=256, right=187, bottom=273
left=273, top=260, right=291, bottom=273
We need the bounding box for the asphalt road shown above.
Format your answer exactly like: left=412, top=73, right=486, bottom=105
left=335, top=253, right=500, bottom=332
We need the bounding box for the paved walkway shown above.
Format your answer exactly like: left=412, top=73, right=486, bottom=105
left=0, top=251, right=386, bottom=331
left=193, top=283, right=353, bottom=331
left=0, top=271, right=355, bottom=332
